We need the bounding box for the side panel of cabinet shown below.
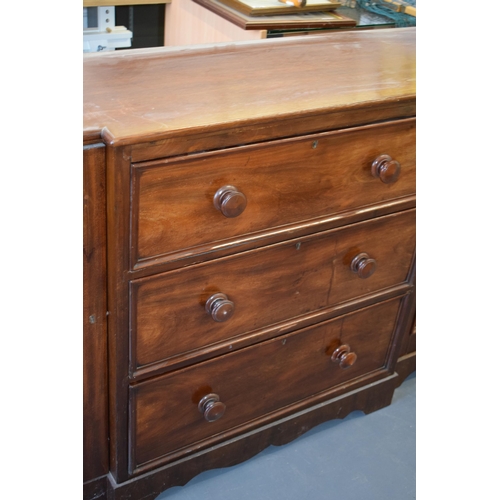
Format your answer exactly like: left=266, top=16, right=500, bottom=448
left=395, top=259, right=416, bottom=386
left=83, top=143, right=109, bottom=483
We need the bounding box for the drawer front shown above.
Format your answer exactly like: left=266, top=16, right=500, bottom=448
left=130, top=298, right=402, bottom=471
left=131, top=119, right=415, bottom=268
left=131, top=209, right=415, bottom=372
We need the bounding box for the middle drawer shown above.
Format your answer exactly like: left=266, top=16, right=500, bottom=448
left=130, top=209, right=415, bottom=375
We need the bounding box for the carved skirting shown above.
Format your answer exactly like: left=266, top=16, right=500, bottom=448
left=395, top=352, right=416, bottom=388
left=101, top=373, right=398, bottom=500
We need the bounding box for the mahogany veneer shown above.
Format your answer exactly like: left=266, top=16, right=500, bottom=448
left=131, top=297, right=403, bottom=473
left=131, top=210, right=415, bottom=376
left=132, top=118, right=415, bottom=269
left=83, top=28, right=416, bottom=500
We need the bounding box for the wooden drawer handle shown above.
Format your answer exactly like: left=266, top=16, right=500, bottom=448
left=371, top=154, right=401, bottom=184
left=350, top=252, right=377, bottom=279
left=331, top=344, right=357, bottom=369
left=205, top=293, right=235, bottom=322
left=198, top=393, right=226, bottom=422
left=214, top=185, right=247, bottom=218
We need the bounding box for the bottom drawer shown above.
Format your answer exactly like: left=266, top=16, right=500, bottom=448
left=129, top=297, right=404, bottom=473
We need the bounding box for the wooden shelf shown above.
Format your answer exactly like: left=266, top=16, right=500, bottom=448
left=193, top=0, right=355, bottom=30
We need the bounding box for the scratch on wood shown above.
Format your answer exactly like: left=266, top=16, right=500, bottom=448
left=327, top=259, right=335, bottom=305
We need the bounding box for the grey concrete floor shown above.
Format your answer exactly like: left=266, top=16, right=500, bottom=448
left=156, top=372, right=416, bottom=500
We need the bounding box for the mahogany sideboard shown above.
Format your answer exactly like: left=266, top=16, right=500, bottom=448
left=83, top=27, right=416, bottom=500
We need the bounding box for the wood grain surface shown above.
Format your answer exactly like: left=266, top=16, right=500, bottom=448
left=83, top=28, right=416, bottom=147
left=83, top=144, right=109, bottom=482
left=132, top=118, right=415, bottom=266
left=131, top=209, right=415, bottom=373
left=130, top=297, right=403, bottom=471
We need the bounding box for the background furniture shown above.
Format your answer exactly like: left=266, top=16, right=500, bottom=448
left=164, top=0, right=394, bottom=45
left=164, top=0, right=266, bottom=44
left=83, top=27, right=416, bottom=500
left=84, top=0, right=169, bottom=5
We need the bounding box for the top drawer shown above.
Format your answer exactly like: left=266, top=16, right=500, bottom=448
left=131, top=118, right=415, bottom=269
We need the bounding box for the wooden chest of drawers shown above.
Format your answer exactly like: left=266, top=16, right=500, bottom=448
left=83, top=28, right=416, bottom=500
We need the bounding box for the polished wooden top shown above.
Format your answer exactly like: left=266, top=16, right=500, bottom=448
left=83, top=28, right=415, bottom=145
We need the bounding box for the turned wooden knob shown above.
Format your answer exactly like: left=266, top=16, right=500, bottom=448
left=214, top=185, right=247, bottom=218
left=350, top=252, right=377, bottom=279
left=331, top=344, right=357, bottom=369
left=198, top=393, right=226, bottom=422
left=205, top=293, right=235, bottom=322
left=371, top=154, right=401, bottom=184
